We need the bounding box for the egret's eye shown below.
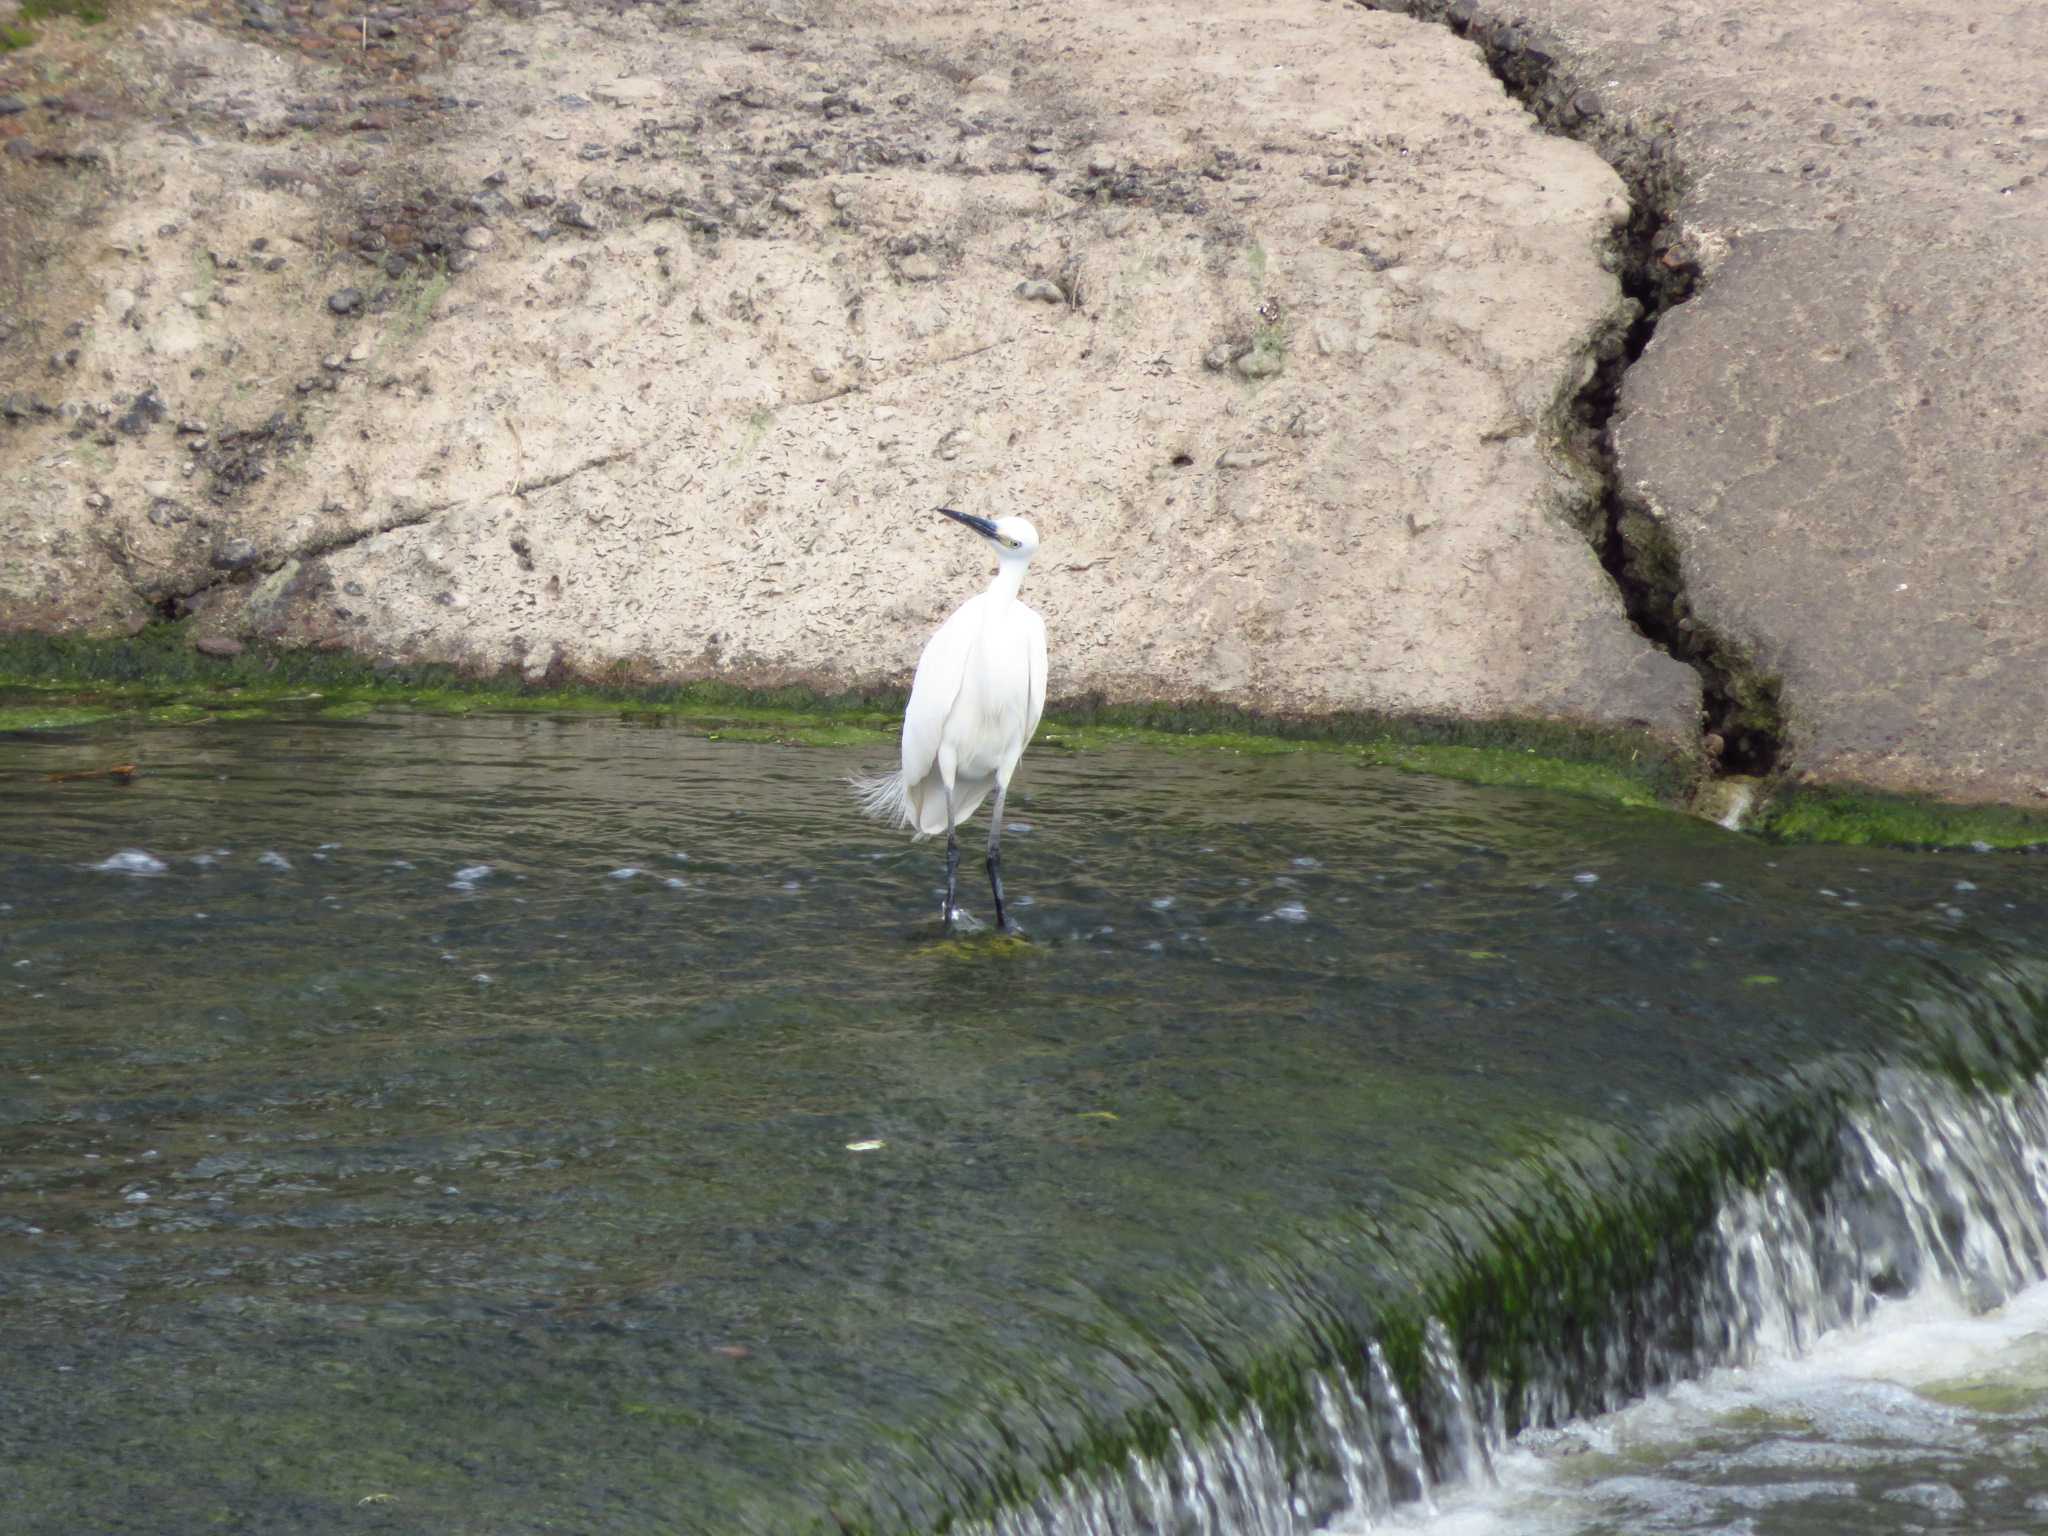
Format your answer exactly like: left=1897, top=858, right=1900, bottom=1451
left=1001, top=537, right=1018, bottom=549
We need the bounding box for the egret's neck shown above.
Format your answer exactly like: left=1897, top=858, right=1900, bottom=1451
left=986, top=555, right=1031, bottom=604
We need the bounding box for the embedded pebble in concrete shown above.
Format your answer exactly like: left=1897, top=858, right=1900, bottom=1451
left=93, top=850, right=168, bottom=876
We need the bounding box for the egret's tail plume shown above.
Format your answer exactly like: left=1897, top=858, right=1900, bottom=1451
left=850, top=769, right=916, bottom=831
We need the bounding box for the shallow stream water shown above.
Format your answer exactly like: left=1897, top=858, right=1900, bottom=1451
left=3, top=711, right=2047, bottom=1533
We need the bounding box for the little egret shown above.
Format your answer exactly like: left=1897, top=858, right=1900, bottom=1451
left=854, top=506, right=1047, bottom=932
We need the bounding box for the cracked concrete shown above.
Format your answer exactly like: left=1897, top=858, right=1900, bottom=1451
left=1373, top=0, right=2048, bottom=803
left=11, top=0, right=2046, bottom=805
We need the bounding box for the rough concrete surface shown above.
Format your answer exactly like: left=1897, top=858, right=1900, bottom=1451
left=0, top=0, right=1699, bottom=741
left=10, top=0, right=2047, bottom=802
left=1377, top=0, right=2048, bottom=802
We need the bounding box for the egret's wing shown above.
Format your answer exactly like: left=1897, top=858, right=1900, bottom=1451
left=1023, top=604, right=1048, bottom=747
left=901, top=593, right=983, bottom=785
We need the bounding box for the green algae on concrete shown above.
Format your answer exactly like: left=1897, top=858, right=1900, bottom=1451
left=18, top=627, right=2048, bottom=848
left=1757, top=782, right=2048, bottom=852
left=0, top=625, right=1694, bottom=811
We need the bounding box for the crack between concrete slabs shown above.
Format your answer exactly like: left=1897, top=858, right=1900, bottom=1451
left=144, top=503, right=452, bottom=624
left=1356, top=0, right=1788, bottom=780
left=512, top=450, right=637, bottom=500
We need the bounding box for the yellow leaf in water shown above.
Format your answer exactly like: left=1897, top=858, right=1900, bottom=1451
left=844, top=1139, right=885, bottom=1152
left=1073, top=1111, right=1119, bottom=1121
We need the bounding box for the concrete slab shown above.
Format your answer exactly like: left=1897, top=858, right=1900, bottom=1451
left=1379, top=0, right=2048, bottom=801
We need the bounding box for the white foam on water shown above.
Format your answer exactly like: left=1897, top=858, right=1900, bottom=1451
left=453, top=864, right=493, bottom=882
left=93, top=850, right=168, bottom=877
left=258, top=851, right=292, bottom=871
left=1381, top=1280, right=2048, bottom=1536
left=970, top=1068, right=2048, bottom=1536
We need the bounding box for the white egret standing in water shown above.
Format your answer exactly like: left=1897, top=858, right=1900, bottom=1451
left=854, top=507, right=1047, bottom=932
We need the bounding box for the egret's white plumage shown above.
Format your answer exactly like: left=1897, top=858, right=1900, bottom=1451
left=855, top=508, right=1046, bottom=929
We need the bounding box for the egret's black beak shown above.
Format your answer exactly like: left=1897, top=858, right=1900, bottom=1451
left=937, top=505, right=999, bottom=541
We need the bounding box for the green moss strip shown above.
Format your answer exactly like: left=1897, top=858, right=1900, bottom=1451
left=0, top=625, right=1694, bottom=810
left=1758, top=782, right=2048, bottom=852
left=14, top=627, right=2048, bottom=848
left=0, top=0, right=105, bottom=48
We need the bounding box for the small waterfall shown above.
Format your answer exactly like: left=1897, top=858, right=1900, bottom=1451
left=965, top=1066, right=2048, bottom=1536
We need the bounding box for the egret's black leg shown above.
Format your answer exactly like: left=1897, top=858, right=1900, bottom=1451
left=986, top=781, right=1010, bottom=931
left=940, top=781, right=959, bottom=931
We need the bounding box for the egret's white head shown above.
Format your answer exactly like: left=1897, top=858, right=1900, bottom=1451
left=937, top=506, right=1039, bottom=563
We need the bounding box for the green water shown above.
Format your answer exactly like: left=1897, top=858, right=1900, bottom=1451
left=2, top=713, right=2044, bottom=1533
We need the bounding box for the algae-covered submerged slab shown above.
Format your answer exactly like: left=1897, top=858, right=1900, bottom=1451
left=0, top=625, right=1695, bottom=813
left=1755, top=782, right=2048, bottom=854
left=20, top=625, right=2048, bottom=851
left=4, top=713, right=2047, bottom=1533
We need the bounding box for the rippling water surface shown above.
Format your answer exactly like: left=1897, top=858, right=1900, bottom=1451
left=3, top=711, right=2045, bottom=1533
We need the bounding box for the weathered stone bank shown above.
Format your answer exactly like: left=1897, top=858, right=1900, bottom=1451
left=1, top=0, right=2042, bottom=808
